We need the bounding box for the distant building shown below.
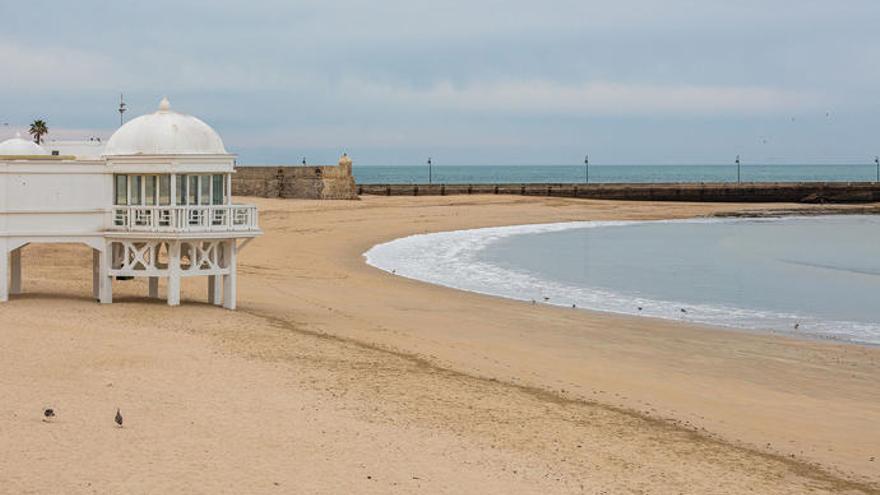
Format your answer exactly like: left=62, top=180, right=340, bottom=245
left=0, top=98, right=261, bottom=308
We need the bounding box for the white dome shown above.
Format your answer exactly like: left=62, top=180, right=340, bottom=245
left=0, top=133, right=50, bottom=156
left=104, top=97, right=228, bottom=156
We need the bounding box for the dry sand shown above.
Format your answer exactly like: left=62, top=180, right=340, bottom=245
left=0, top=195, right=878, bottom=494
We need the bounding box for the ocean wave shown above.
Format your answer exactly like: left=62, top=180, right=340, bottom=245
left=364, top=219, right=880, bottom=345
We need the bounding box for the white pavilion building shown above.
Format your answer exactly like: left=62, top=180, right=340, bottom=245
left=0, top=98, right=261, bottom=309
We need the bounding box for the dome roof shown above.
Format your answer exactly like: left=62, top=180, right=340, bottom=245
left=0, top=133, right=50, bottom=156
left=104, top=97, right=228, bottom=156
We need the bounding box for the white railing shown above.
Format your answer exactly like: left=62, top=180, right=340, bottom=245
left=110, top=205, right=259, bottom=233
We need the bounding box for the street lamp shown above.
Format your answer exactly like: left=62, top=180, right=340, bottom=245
left=427, top=157, right=433, bottom=184
left=736, top=154, right=741, bottom=183
left=584, top=155, right=589, bottom=183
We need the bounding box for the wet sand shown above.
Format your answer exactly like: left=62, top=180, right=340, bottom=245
left=0, top=195, right=878, bottom=494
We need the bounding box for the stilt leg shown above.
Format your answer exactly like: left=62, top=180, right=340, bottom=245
left=10, top=248, right=21, bottom=295
left=92, top=249, right=100, bottom=299
left=98, top=245, right=112, bottom=304
left=208, top=275, right=222, bottom=305
left=168, top=241, right=181, bottom=306
left=148, top=277, right=159, bottom=298
left=222, top=240, right=237, bottom=310
left=0, top=244, right=8, bottom=303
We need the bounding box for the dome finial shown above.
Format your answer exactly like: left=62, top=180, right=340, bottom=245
left=159, top=97, right=171, bottom=112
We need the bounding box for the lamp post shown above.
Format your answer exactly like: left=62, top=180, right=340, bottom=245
left=584, top=155, right=589, bottom=183
left=736, top=154, right=741, bottom=183
left=118, top=93, right=127, bottom=127
left=428, top=157, right=433, bottom=184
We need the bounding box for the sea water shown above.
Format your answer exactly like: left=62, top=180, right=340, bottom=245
left=354, top=164, right=878, bottom=184
left=365, top=216, right=880, bottom=344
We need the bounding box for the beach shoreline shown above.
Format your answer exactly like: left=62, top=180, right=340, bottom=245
left=1, top=195, right=878, bottom=494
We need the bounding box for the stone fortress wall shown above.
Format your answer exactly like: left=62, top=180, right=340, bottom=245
left=232, top=154, right=357, bottom=200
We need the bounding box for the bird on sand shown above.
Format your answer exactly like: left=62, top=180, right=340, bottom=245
left=115, top=408, right=124, bottom=428
left=43, top=408, right=55, bottom=421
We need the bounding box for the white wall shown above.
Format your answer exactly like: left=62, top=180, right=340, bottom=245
left=0, top=160, right=110, bottom=236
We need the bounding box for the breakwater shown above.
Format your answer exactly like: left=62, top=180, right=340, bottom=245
left=356, top=182, right=880, bottom=203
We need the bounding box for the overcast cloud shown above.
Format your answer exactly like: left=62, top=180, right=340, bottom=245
left=1, top=0, right=878, bottom=164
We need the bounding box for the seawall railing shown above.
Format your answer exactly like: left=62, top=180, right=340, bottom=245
left=356, top=182, right=880, bottom=203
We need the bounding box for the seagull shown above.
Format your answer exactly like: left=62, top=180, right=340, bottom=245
left=115, top=408, right=124, bottom=428
left=43, top=408, right=55, bottom=421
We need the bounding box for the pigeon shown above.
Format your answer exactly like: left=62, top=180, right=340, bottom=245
left=115, top=408, right=124, bottom=428
left=43, top=408, right=55, bottom=421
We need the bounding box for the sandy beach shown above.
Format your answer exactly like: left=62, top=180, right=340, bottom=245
left=1, top=194, right=878, bottom=494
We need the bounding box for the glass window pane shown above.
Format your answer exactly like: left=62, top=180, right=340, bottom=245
left=145, top=176, right=156, bottom=205
left=188, top=176, right=198, bottom=205
left=212, top=175, right=224, bottom=205
left=159, top=175, right=171, bottom=205
left=132, top=175, right=143, bottom=205
left=200, top=175, right=210, bottom=205
left=176, top=175, right=185, bottom=205
left=114, top=175, right=128, bottom=205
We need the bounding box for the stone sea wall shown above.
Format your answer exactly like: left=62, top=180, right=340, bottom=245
left=233, top=155, right=357, bottom=200
left=356, top=182, right=880, bottom=203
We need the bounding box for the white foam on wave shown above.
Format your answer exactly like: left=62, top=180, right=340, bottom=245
left=364, top=218, right=880, bottom=345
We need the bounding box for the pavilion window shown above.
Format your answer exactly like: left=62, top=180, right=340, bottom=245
left=200, top=175, right=211, bottom=205
left=145, top=176, right=157, bottom=206
left=188, top=176, right=198, bottom=205
left=159, top=175, right=171, bottom=205
left=176, top=175, right=186, bottom=205
left=114, top=174, right=128, bottom=205
left=131, top=176, right=143, bottom=205
left=211, top=175, right=224, bottom=205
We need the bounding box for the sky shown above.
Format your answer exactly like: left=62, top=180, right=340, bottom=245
left=1, top=0, right=878, bottom=165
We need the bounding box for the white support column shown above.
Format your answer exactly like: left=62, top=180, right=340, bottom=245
left=92, top=249, right=100, bottom=299
left=208, top=275, right=222, bottom=306
left=148, top=277, right=159, bottom=298
left=0, top=242, right=8, bottom=303
left=226, top=173, right=232, bottom=205
left=168, top=241, right=181, bottom=306
left=98, top=243, right=113, bottom=304
left=222, top=239, right=237, bottom=310
left=10, top=248, right=22, bottom=295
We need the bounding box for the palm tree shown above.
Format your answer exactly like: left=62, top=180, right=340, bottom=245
left=28, top=120, right=48, bottom=144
